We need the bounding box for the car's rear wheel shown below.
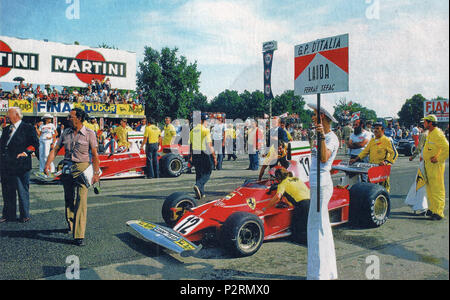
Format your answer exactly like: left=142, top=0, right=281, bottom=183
left=160, top=154, right=184, bottom=177
left=162, top=192, right=198, bottom=227
left=349, top=182, right=390, bottom=228
left=220, top=212, right=264, bottom=257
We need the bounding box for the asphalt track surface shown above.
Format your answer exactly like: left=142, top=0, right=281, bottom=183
left=0, top=149, right=448, bottom=280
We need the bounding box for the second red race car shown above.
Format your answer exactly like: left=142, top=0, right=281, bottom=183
left=34, top=131, right=190, bottom=182
left=127, top=141, right=392, bottom=257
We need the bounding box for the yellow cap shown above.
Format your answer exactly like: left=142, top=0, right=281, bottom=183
left=422, top=114, right=438, bottom=122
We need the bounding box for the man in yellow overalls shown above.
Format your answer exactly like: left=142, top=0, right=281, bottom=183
left=422, top=115, right=449, bottom=220
left=189, top=114, right=217, bottom=199
left=113, top=119, right=132, bottom=152
left=258, top=167, right=310, bottom=243
left=350, top=122, right=398, bottom=192
left=162, top=116, right=177, bottom=146
left=141, top=118, right=161, bottom=178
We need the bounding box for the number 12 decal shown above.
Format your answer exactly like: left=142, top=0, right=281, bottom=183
left=174, top=215, right=203, bottom=235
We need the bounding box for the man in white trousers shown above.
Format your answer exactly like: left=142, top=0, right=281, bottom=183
left=37, top=114, right=57, bottom=174
left=307, top=102, right=339, bottom=280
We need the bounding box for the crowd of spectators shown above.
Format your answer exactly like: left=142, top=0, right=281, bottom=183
left=0, top=79, right=144, bottom=106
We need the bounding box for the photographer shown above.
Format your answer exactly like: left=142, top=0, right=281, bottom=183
left=44, top=108, right=100, bottom=246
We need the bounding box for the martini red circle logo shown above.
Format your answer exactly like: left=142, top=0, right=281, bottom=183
left=0, top=40, right=13, bottom=78
left=75, top=50, right=106, bottom=84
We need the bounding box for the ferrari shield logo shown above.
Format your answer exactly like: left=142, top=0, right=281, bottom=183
left=246, top=197, right=256, bottom=210
left=415, top=168, right=426, bottom=191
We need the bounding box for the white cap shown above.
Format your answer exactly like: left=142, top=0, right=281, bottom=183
left=42, top=114, right=53, bottom=119
left=307, top=101, right=338, bottom=123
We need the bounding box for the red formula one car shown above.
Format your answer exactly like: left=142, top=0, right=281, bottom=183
left=127, top=141, right=392, bottom=257
left=34, top=132, right=190, bottom=182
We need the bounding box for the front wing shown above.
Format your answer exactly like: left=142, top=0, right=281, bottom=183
left=126, top=220, right=202, bottom=257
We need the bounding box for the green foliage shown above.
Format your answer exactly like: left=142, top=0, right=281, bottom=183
left=397, top=94, right=426, bottom=127
left=137, top=46, right=202, bottom=120
left=334, top=98, right=377, bottom=125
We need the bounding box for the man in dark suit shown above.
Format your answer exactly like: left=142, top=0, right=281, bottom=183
left=0, top=107, right=39, bottom=223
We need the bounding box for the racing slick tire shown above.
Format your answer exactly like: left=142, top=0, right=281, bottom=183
left=349, top=182, right=390, bottom=228
left=219, top=212, right=264, bottom=257
left=160, top=153, right=184, bottom=177
left=162, top=192, right=198, bottom=227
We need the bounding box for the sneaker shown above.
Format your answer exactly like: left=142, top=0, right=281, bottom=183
left=430, top=214, right=443, bottom=221
left=193, top=185, right=202, bottom=200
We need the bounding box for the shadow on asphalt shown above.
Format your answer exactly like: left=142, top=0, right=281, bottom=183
left=116, top=232, right=305, bottom=280
left=0, top=228, right=74, bottom=245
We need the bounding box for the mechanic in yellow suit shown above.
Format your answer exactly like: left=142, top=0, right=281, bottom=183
left=141, top=118, right=162, bottom=179
left=349, top=122, right=398, bottom=192
left=162, top=116, right=177, bottom=146
left=189, top=114, right=217, bottom=199
left=113, top=119, right=132, bottom=152
left=258, top=167, right=310, bottom=242
left=84, top=117, right=100, bottom=134
left=422, top=115, right=449, bottom=220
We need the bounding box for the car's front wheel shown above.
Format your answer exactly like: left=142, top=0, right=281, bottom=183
left=162, top=192, right=198, bottom=227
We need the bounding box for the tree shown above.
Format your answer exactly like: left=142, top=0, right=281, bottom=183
left=209, top=90, right=244, bottom=120
left=334, top=98, right=377, bottom=125
left=137, top=46, right=201, bottom=121
left=397, top=94, right=426, bottom=127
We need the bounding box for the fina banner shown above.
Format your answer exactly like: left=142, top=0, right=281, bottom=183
left=35, top=101, right=144, bottom=116
left=262, top=41, right=277, bottom=100
left=0, top=35, right=136, bottom=90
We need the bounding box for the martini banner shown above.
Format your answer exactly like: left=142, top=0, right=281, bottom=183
left=294, top=33, right=349, bottom=96
left=0, top=35, right=136, bottom=90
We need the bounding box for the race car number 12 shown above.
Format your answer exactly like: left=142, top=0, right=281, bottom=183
left=174, top=215, right=203, bottom=235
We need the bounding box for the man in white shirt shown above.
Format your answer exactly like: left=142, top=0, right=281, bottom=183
left=37, top=114, right=57, bottom=174
left=411, top=124, right=420, bottom=147
left=347, top=119, right=370, bottom=159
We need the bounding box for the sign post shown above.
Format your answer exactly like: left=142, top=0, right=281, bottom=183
left=294, top=33, right=349, bottom=212
left=262, top=41, right=277, bottom=118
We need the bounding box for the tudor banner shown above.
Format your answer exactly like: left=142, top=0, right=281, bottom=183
left=294, top=34, right=349, bottom=96
left=262, top=41, right=277, bottom=100
left=0, top=35, right=136, bottom=90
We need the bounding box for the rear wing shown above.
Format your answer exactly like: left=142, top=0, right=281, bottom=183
left=332, top=162, right=391, bottom=184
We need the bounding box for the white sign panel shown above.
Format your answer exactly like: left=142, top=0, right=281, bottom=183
left=424, top=100, right=449, bottom=122
left=0, top=100, right=8, bottom=112
left=294, top=34, right=349, bottom=96
left=0, top=35, right=136, bottom=90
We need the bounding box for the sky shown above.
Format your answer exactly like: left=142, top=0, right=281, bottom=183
left=0, top=0, right=448, bottom=117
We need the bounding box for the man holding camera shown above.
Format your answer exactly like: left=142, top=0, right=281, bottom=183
left=44, top=108, right=100, bottom=246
